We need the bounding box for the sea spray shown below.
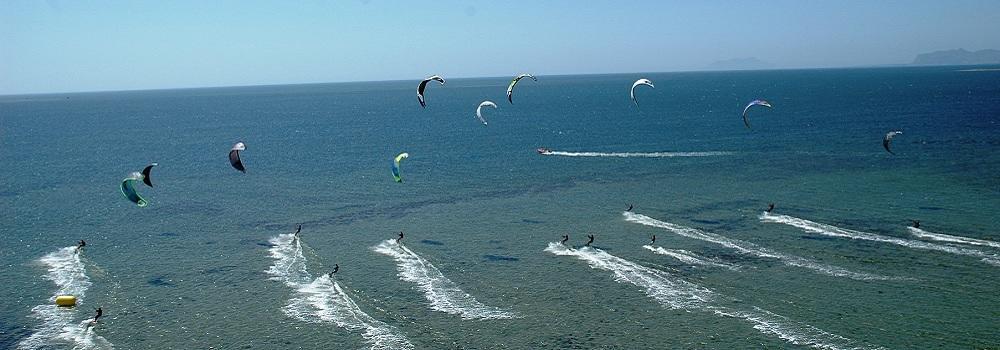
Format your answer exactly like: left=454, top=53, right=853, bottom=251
left=372, top=240, right=516, bottom=319
left=643, top=245, right=739, bottom=270
left=18, top=247, right=113, bottom=350
left=908, top=227, right=1000, bottom=249
left=761, top=213, right=1000, bottom=266
left=625, top=212, right=898, bottom=281
left=267, top=234, right=413, bottom=350
left=546, top=243, right=881, bottom=350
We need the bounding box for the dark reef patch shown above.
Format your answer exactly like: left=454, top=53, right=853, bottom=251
left=483, top=254, right=519, bottom=262
left=148, top=276, right=175, bottom=287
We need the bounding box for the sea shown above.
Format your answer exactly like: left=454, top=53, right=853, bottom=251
left=1, top=66, right=998, bottom=349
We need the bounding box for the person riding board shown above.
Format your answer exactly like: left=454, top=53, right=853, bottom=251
left=90, top=307, right=103, bottom=326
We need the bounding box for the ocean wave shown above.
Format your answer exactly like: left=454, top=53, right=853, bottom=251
left=546, top=243, right=879, bottom=350
left=372, top=240, right=516, bottom=320
left=267, top=234, right=413, bottom=350
left=18, top=247, right=112, bottom=350
left=761, top=213, right=1000, bottom=266
left=908, top=227, right=1000, bottom=249
left=624, top=212, right=898, bottom=281
left=643, top=245, right=739, bottom=270
left=541, top=151, right=733, bottom=158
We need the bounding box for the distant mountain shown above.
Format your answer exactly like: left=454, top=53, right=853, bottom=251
left=912, top=49, right=1000, bottom=65
left=706, top=57, right=773, bottom=71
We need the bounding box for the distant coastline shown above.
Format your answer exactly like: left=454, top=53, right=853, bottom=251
left=955, top=68, right=1000, bottom=72
left=911, top=48, right=1000, bottom=66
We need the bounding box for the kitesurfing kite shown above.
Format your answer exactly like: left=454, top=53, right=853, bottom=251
left=506, top=74, right=536, bottom=104
left=883, top=131, right=902, bottom=155
left=630, top=79, right=654, bottom=107
left=229, top=142, right=247, bottom=173
left=141, top=163, right=157, bottom=187
left=741, top=99, right=772, bottom=128
left=417, top=75, right=445, bottom=107
left=121, top=171, right=149, bottom=207
left=475, top=101, right=497, bottom=125
left=392, top=152, right=409, bottom=182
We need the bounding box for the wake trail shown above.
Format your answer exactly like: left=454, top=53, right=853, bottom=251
left=372, top=240, right=516, bottom=320
left=643, top=245, right=739, bottom=270
left=267, top=234, right=413, bottom=350
left=760, top=213, right=1000, bottom=267
left=545, top=243, right=880, bottom=350
left=908, top=227, right=1000, bottom=249
left=624, top=212, right=899, bottom=281
left=18, top=247, right=113, bottom=350
left=266, top=234, right=312, bottom=286
left=541, top=150, right=734, bottom=158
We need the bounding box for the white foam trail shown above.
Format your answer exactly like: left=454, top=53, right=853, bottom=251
left=908, top=227, right=1000, bottom=249
left=545, top=243, right=714, bottom=309
left=372, top=240, right=516, bottom=320
left=624, top=212, right=898, bottom=281
left=267, top=234, right=413, bottom=350
left=712, top=307, right=878, bottom=350
left=284, top=276, right=413, bottom=350
left=266, top=234, right=312, bottom=286
left=542, top=151, right=733, bottom=158
left=18, top=247, right=113, bottom=350
left=546, top=243, right=878, bottom=350
left=643, top=245, right=739, bottom=270
left=761, top=214, right=1000, bottom=267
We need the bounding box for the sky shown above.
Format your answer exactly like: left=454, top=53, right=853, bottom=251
left=2, top=0, right=999, bottom=95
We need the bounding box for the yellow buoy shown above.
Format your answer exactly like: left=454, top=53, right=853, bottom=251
left=55, top=295, right=77, bottom=307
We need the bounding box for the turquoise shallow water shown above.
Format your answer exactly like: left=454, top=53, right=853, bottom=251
left=1, top=66, right=999, bottom=349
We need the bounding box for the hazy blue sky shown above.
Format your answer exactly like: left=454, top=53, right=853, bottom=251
left=2, top=1, right=998, bottom=94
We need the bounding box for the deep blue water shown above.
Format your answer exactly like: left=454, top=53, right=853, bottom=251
left=1, top=66, right=998, bottom=349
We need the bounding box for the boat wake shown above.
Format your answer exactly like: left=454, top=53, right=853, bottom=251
left=624, top=212, right=898, bottom=281
left=908, top=227, right=1000, bottom=249
left=643, top=245, right=739, bottom=270
left=18, top=247, right=113, bottom=350
left=541, top=150, right=733, bottom=158
left=372, top=240, right=516, bottom=320
left=267, top=234, right=413, bottom=350
left=545, top=243, right=880, bottom=350
left=760, top=213, right=1000, bottom=267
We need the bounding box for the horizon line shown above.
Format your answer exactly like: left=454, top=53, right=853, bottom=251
left=2, top=63, right=990, bottom=98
